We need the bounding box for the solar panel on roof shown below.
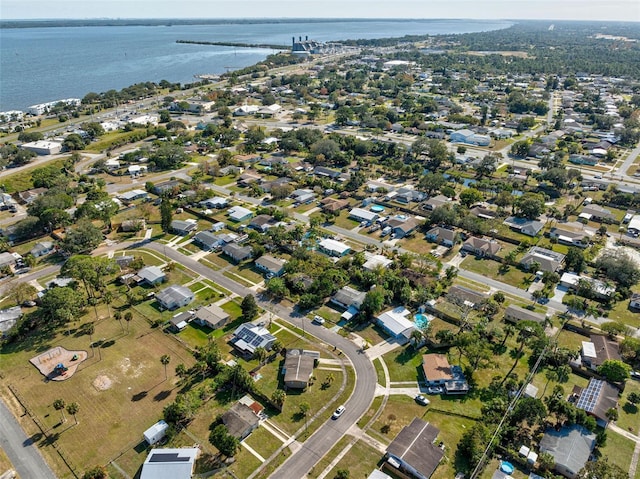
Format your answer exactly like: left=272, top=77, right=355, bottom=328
left=576, top=380, right=603, bottom=412
left=251, top=337, right=263, bottom=347
left=149, top=453, right=190, bottom=463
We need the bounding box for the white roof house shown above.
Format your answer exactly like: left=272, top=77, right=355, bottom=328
left=228, top=206, right=253, bottom=222
left=318, top=238, right=351, bottom=257
left=349, top=208, right=379, bottom=223
left=629, top=215, right=640, bottom=234
left=376, top=307, right=416, bottom=339
left=140, top=447, right=199, bottom=479
left=363, top=253, right=393, bottom=272
left=118, top=189, right=148, bottom=202
left=21, top=140, right=63, bottom=155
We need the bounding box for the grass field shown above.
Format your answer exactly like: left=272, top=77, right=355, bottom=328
left=0, top=158, right=69, bottom=193
left=0, top=309, right=196, bottom=478
left=461, top=256, right=530, bottom=289
left=598, top=430, right=635, bottom=475
left=322, top=440, right=383, bottom=479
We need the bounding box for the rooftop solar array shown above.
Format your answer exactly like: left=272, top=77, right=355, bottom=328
left=575, top=379, right=603, bottom=413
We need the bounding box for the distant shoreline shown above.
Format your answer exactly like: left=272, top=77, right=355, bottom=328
left=0, top=18, right=506, bottom=29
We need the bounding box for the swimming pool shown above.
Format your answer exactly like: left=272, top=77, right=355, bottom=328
left=500, top=461, right=515, bottom=474
left=414, top=314, right=430, bottom=329
left=371, top=205, right=385, bottom=213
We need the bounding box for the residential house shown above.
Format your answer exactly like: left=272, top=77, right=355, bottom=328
left=579, top=204, right=616, bottom=223
left=395, top=187, right=426, bottom=204
left=462, top=237, right=501, bottom=258
left=221, top=243, right=253, bottom=263
left=581, top=335, right=621, bottom=371
left=140, top=447, right=199, bottom=479
left=283, top=349, right=319, bottom=389
left=156, top=285, right=194, bottom=311
left=426, top=227, right=457, bottom=247
left=384, top=418, right=444, bottom=479
left=219, top=165, right=243, bottom=176
left=0, top=252, right=18, bottom=269
left=504, top=305, right=545, bottom=324
left=211, top=221, right=226, bottom=232
left=549, top=226, right=590, bottom=248
left=115, top=255, right=135, bottom=269
left=528, top=143, right=550, bottom=158
left=233, top=105, right=260, bottom=116
left=313, top=166, right=342, bottom=180
left=194, top=304, right=230, bottom=330
left=423, top=195, right=450, bottom=211
left=450, top=128, right=491, bottom=146
left=237, top=172, right=262, bottom=186
left=255, top=255, right=286, bottom=277
left=227, top=206, right=253, bottom=222
left=118, top=189, right=148, bottom=202
left=169, top=311, right=193, bottom=332
left=560, top=273, right=615, bottom=300
left=349, top=208, right=379, bottom=223
left=30, top=241, right=55, bottom=258
left=363, top=253, right=393, bottom=272
left=221, top=403, right=260, bottom=440
left=331, top=286, right=366, bottom=320
left=230, top=322, right=276, bottom=356
left=17, top=187, right=47, bottom=205
left=199, top=197, right=229, bottom=209
left=193, top=231, right=222, bottom=251
left=153, top=180, right=182, bottom=195
left=171, top=219, right=197, bottom=236
left=569, top=154, right=598, bottom=166
left=318, top=238, right=351, bottom=257
left=539, top=425, right=596, bottom=479
left=520, top=247, right=565, bottom=273
left=503, top=217, right=544, bottom=237
left=137, top=266, right=166, bottom=286
left=249, top=215, right=278, bottom=233
left=421, top=354, right=470, bottom=395
left=376, top=307, right=416, bottom=340
left=469, top=206, right=498, bottom=220
left=388, top=216, right=421, bottom=239
left=447, top=285, right=488, bottom=309
left=291, top=189, right=316, bottom=205
left=320, top=198, right=350, bottom=213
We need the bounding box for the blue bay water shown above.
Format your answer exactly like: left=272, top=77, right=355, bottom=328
left=0, top=19, right=511, bottom=111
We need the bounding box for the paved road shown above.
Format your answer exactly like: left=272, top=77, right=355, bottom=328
left=143, top=243, right=377, bottom=479
left=0, top=398, right=57, bottom=479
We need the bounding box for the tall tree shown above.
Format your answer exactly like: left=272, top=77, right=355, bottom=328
left=160, top=197, right=173, bottom=234
left=66, top=402, right=80, bottom=425
left=160, top=355, right=171, bottom=380
left=53, top=398, right=66, bottom=423
left=240, top=295, right=258, bottom=321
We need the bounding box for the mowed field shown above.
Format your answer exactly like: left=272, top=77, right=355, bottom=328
left=0, top=307, right=196, bottom=478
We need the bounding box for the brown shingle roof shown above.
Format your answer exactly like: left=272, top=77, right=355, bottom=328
left=386, top=418, right=444, bottom=479
left=422, top=354, right=454, bottom=382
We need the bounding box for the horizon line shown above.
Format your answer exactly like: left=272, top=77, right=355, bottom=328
left=1, top=17, right=637, bottom=22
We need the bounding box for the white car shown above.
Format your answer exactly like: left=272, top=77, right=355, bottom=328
left=332, top=405, right=345, bottom=419
left=312, top=315, right=325, bottom=325
left=415, top=394, right=430, bottom=406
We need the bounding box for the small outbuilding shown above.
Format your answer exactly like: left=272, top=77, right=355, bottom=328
left=143, top=420, right=169, bottom=445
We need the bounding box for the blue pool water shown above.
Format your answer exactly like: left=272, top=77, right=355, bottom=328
left=414, top=314, right=430, bottom=329
left=500, top=462, right=515, bottom=474
left=371, top=205, right=385, bottom=213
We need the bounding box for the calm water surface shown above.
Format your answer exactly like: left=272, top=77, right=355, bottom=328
left=0, top=20, right=511, bottom=110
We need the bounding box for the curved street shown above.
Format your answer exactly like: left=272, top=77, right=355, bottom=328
left=142, top=243, right=378, bottom=479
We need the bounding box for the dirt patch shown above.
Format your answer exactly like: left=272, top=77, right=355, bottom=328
left=93, top=375, right=113, bottom=391
left=118, top=357, right=146, bottom=378
left=29, top=346, right=88, bottom=381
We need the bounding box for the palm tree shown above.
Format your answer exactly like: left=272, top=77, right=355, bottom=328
left=66, top=402, right=80, bottom=425
left=124, top=311, right=133, bottom=332
left=53, top=399, right=66, bottom=423
left=160, top=355, right=171, bottom=380
left=254, top=347, right=267, bottom=365
left=271, top=389, right=286, bottom=410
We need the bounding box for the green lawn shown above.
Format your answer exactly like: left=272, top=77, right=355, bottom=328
left=177, top=322, right=213, bottom=348
left=598, top=430, right=635, bottom=475
left=220, top=300, right=243, bottom=320
left=0, top=158, right=69, bottom=193
left=242, top=426, right=285, bottom=461
left=0, top=308, right=195, bottom=478
left=382, top=346, right=424, bottom=383
left=461, top=256, right=531, bottom=289
left=322, top=440, right=383, bottom=479
left=616, top=379, right=640, bottom=434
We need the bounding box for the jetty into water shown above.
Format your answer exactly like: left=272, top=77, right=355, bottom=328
left=176, top=40, right=289, bottom=50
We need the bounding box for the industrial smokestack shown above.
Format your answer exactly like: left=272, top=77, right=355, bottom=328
left=299, top=36, right=302, bottom=42
left=292, top=36, right=295, bottom=46
left=306, top=35, right=308, bottom=41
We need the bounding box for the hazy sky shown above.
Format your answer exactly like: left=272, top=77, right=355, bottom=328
left=2, top=0, right=639, bottom=22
